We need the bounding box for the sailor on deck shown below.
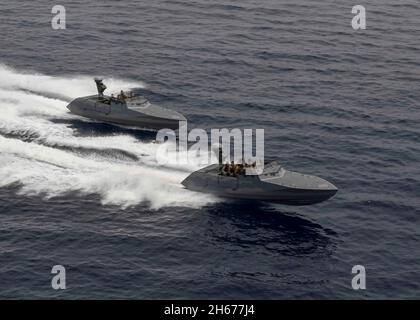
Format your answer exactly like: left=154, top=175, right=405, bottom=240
left=118, top=90, right=127, bottom=103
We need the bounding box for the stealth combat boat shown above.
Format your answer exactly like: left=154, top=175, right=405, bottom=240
left=66, top=79, right=186, bottom=131
left=182, top=160, right=338, bottom=206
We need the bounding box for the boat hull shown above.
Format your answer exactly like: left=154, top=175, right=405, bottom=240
left=66, top=95, right=186, bottom=131
left=181, top=164, right=338, bottom=206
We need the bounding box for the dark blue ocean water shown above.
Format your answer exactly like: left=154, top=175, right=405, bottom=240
left=0, top=0, right=419, bottom=299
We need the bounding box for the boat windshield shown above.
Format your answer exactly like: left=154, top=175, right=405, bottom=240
left=129, top=96, right=151, bottom=108
left=260, top=161, right=283, bottom=176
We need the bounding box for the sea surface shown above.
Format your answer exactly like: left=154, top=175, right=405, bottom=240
left=0, top=0, right=419, bottom=299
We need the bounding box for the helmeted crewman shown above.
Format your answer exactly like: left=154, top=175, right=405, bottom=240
left=119, top=90, right=127, bottom=102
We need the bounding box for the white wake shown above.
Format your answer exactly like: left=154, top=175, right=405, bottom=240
left=0, top=64, right=217, bottom=209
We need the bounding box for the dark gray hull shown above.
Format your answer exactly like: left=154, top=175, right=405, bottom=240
left=67, top=95, right=186, bottom=131
left=181, top=164, right=338, bottom=206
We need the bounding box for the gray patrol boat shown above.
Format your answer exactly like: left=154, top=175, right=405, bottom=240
left=182, top=151, right=338, bottom=205
left=66, top=79, right=186, bottom=131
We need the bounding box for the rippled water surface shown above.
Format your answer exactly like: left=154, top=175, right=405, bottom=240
left=0, top=0, right=419, bottom=298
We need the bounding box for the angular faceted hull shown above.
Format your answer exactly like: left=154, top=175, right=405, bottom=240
left=67, top=95, right=186, bottom=131
left=181, top=164, right=338, bottom=206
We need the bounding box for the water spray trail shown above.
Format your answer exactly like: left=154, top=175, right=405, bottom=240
left=0, top=65, right=218, bottom=209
